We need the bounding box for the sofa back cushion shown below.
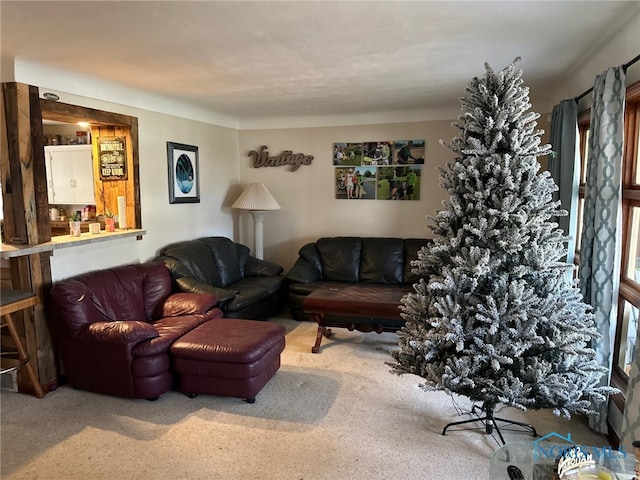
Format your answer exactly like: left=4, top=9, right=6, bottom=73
left=316, top=237, right=362, bottom=282
left=50, top=262, right=171, bottom=331
left=201, top=237, right=246, bottom=286
left=159, top=240, right=222, bottom=286
left=360, top=238, right=404, bottom=284
left=298, top=243, right=323, bottom=273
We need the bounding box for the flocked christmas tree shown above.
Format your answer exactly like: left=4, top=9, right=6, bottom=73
left=389, top=59, right=616, bottom=435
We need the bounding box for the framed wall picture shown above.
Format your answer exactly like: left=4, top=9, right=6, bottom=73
left=335, top=166, right=377, bottom=200
left=376, top=166, right=422, bottom=200
left=98, top=136, right=127, bottom=180
left=332, top=140, right=425, bottom=200
left=167, top=141, right=200, bottom=204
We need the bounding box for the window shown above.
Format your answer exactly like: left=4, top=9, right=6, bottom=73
left=576, top=81, right=640, bottom=403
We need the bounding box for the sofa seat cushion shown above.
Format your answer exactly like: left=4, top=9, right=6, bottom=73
left=131, top=314, right=215, bottom=357
left=224, top=277, right=283, bottom=313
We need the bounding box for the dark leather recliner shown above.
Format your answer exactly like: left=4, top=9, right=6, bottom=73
left=154, top=237, right=285, bottom=320
left=286, top=237, right=432, bottom=321
left=48, top=262, right=223, bottom=400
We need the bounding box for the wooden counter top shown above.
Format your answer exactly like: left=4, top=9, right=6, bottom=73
left=0, top=229, right=146, bottom=259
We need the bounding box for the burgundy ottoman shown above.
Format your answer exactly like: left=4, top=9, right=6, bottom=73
left=170, top=318, right=286, bottom=403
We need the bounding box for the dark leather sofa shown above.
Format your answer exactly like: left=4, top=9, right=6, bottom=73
left=48, top=262, right=223, bottom=400
left=286, top=236, right=432, bottom=323
left=154, top=237, right=285, bottom=320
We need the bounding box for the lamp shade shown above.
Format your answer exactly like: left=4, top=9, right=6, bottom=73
left=232, top=183, right=281, bottom=211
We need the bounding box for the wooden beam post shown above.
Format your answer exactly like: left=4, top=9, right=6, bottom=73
left=2, top=82, right=57, bottom=395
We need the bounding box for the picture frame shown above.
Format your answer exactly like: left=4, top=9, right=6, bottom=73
left=333, top=140, right=425, bottom=200
left=167, top=141, right=200, bottom=204
left=98, top=136, right=127, bottom=180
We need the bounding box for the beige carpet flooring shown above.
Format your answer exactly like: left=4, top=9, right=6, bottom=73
left=1, top=315, right=610, bottom=480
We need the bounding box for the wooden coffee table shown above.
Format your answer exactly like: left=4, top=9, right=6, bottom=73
left=302, top=284, right=412, bottom=353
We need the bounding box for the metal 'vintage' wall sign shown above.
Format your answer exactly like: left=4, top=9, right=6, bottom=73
left=248, top=145, right=313, bottom=172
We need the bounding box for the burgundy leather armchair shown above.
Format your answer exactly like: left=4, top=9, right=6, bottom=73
left=48, top=262, right=222, bottom=400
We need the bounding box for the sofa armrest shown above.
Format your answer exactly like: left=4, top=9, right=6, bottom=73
left=75, top=321, right=158, bottom=345
left=175, top=277, right=236, bottom=303
left=286, top=257, right=322, bottom=284
left=153, top=292, right=219, bottom=318
left=244, top=256, right=284, bottom=277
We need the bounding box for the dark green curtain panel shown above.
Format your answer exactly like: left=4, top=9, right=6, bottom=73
left=548, top=99, right=579, bottom=263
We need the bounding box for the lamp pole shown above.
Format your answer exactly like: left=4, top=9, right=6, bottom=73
left=249, top=210, right=267, bottom=260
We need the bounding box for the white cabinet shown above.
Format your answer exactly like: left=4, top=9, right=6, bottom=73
left=45, top=145, right=95, bottom=205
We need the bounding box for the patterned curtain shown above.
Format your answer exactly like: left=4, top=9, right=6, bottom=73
left=579, top=66, right=626, bottom=433
left=548, top=99, right=580, bottom=264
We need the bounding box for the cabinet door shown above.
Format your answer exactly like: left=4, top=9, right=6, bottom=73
left=47, top=149, right=75, bottom=204
left=69, top=147, right=95, bottom=204
left=45, top=155, right=54, bottom=204
left=45, top=145, right=94, bottom=204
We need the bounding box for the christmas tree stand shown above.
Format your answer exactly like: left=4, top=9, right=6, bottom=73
left=441, top=401, right=537, bottom=445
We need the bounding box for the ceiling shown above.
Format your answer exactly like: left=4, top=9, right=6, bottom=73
left=1, top=1, right=638, bottom=125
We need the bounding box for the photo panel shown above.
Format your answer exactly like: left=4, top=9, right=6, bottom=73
left=335, top=166, right=378, bottom=200
left=333, top=142, right=363, bottom=166
left=391, top=139, right=425, bottom=165
left=362, top=141, right=393, bottom=166
left=376, top=166, right=422, bottom=201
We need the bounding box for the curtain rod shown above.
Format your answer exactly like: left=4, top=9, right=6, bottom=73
left=574, top=53, right=640, bottom=102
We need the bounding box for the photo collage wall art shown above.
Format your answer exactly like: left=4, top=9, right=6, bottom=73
left=333, top=140, right=425, bottom=200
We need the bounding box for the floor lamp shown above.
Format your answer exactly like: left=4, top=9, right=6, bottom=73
left=231, top=183, right=281, bottom=260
